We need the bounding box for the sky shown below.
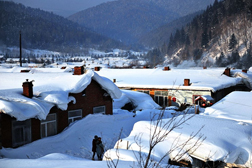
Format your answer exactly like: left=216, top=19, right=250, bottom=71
left=5, top=0, right=114, bottom=17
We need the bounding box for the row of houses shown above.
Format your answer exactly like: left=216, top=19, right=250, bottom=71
left=0, top=66, right=251, bottom=149
left=96, top=67, right=251, bottom=108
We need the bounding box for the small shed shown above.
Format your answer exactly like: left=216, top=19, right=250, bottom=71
left=194, top=95, right=214, bottom=107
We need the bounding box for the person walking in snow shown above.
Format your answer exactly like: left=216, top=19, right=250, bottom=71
left=92, top=135, right=98, bottom=160
left=96, top=137, right=104, bottom=160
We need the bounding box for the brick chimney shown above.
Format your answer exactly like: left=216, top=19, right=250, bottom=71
left=94, top=67, right=101, bottom=71
left=20, top=70, right=30, bottom=73
left=113, top=79, right=116, bottom=83
left=242, top=69, right=247, bottom=73
left=163, top=66, right=170, bottom=71
left=73, top=66, right=84, bottom=75
left=22, top=79, right=33, bottom=98
left=223, top=68, right=230, bottom=77
left=184, top=79, right=190, bottom=86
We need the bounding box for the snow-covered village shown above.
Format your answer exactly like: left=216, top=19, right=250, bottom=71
left=1, top=0, right=252, bottom=168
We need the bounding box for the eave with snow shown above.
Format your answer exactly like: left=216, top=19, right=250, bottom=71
left=0, top=68, right=122, bottom=148
left=97, top=67, right=251, bottom=107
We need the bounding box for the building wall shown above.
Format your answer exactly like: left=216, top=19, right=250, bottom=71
left=133, top=88, right=164, bottom=99
left=134, top=84, right=250, bottom=107
left=169, top=89, right=211, bottom=105
left=1, top=113, right=13, bottom=148
left=31, top=118, right=41, bottom=142
left=212, top=85, right=250, bottom=102
left=134, top=88, right=211, bottom=106
left=68, top=79, right=113, bottom=116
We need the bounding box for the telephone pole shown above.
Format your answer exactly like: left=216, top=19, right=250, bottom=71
left=19, top=31, right=22, bottom=67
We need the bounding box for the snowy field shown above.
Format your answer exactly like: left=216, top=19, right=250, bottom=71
left=0, top=65, right=252, bottom=168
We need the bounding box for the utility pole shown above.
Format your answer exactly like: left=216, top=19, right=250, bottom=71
left=19, top=30, right=22, bottom=67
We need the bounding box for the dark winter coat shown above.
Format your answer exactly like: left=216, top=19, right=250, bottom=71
left=96, top=141, right=104, bottom=155
left=92, top=138, right=97, bottom=152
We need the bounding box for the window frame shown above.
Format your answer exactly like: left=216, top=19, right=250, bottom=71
left=12, top=119, right=31, bottom=147
left=93, top=106, right=106, bottom=114
left=68, top=109, right=83, bottom=124
left=41, top=113, right=57, bottom=138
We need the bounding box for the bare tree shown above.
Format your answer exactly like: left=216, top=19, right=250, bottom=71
left=104, top=108, right=205, bottom=168
left=131, top=108, right=205, bottom=168
left=104, top=128, right=123, bottom=168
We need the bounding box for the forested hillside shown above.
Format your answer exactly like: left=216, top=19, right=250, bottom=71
left=139, top=10, right=203, bottom=48
left=68, top=0, right=215, bottom=45
left=0, top=1, right=124, bottom=52
left=146, top=0, right=252, bottom=69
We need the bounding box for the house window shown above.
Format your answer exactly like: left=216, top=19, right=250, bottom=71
left=12, top=120, right=31, bottom=147
left=41, top=113, right=57, bottom=138
left=137, top=90, right=150, bottom=95
left=154, top=91, right=168, bottom=107
left=68, top=109, right=82, bottom=124
left=93, top=106, right=106, bottom=114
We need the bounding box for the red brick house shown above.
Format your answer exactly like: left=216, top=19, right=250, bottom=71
left=0, top=67, right=121, bottom=148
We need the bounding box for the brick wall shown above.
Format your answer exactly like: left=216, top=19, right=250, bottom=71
left=73, top=66, right=84, bottom=75
left=31, top=118, right=41, bottom=142
left=68, top=79, right=113, bottom=116
left=1, top=113, right=12, bottom=148
left=22, top=81, right=33, bottom=98
left=184, top=79, right=191, bottom=86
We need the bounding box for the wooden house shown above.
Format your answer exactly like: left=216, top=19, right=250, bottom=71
left=0, top=67, right=122, bottom=148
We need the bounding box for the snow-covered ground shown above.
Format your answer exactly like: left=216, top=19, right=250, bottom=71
left=0, top=66, right=252, bottom=168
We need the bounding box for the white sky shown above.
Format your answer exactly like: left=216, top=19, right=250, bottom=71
left=5, top=0, right=115, bottom=17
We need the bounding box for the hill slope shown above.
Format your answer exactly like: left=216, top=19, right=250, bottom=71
left=146, top=0, right=252, bottom=68
left=139, top=10, right=203, bottom=48
left=0, top=1, right=124, bottom=52
left=68, top=0, right=215, bottom=45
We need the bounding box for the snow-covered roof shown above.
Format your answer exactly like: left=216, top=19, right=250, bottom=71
left=112, top=114, right=252, bottom=165
left=195, top=95, right=214, bottom=102
left=203, top=91, right=252, bottom=124
left=0, top=69, right=122, bottom=121
left=96, top=68, right=245, bottom=92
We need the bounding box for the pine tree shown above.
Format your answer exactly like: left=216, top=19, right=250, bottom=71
left=174, top=29, right=181, bottom=47
left=180, top=27, right=186, bottom=44
left=243, top=44, right=252, bottom=69
left=229, top=50, right=240, bottom=64
left=229, top=34, right=237, bottom=50
left=216, top=52, right=225, bottom=67
left=213, top=0, right=219, bottom=8
left=201, top=28, right=209, bottom=48
left=168, top=33, right=174, bottom=52
left=185, top=35, right=190, bottom=46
